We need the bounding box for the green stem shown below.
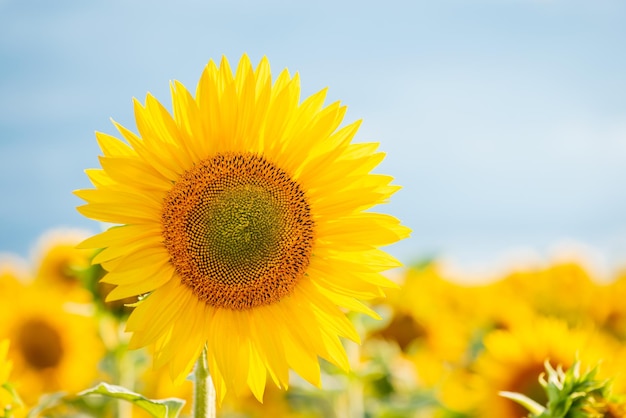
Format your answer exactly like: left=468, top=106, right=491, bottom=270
left=346, top=341, right=364, bottom=418
left=336, top=315, right=365, bottom=418
left=193, top=346, right=216, bottom=418
left=118, top=347, right=134, bottom=418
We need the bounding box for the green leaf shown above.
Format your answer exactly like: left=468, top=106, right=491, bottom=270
left=26, top=391, right=67, bottom=418
left=77, top=382, right=185, bottom=418
left=2, top=382, right=23, bottom=408
left=499, top=391, right=546, bottom=416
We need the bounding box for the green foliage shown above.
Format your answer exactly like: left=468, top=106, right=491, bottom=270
left=499, top=391, right=546, bottom=416
left=500, top=358, right=617, bottom=418
left=77, top=382, right=185, bottom=418
left=26, top=392, right=67, bottom=418
left=538, top=361, right=607, bottom=418
left=1, top=382, right=23, bottom=418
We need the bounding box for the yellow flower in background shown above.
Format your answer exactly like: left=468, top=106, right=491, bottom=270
left=31, top=228, right=94, bottom=300
left=591, top=270, right=626, bottom=340
left=0, top=340, right=10, bottom=383
left=498, top=261, right=598, bottom=325
left=476, top=275, right=540, bottom=332
left=372, top=264, right=485, bottom=415
left=432, top=365, right=483, bottom=416
left=473, top=316, right=626, bottom=418
left=76, top=55, right=409, bottom=401
left=0, top=258, right=26, bottom=297
left=221, top=384, right=319, bottom=418
left=380, top=264, right=477, bottom=365
left=0, top=285, right=104, bottom=406
left=0, top=339, right=14, bottom=415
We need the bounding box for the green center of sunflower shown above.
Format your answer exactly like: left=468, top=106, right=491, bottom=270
left=17, top=318, right=64, bottom=370
left=196, top=185, right=282, bottom=278
left=162, top=153, right=314, bottom=310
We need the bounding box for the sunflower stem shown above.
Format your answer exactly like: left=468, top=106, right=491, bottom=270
left=193, top=346, right=216, bottom=418
left=347, top=324, right=364, bottom=418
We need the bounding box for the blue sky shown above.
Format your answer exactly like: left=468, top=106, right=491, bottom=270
left=1, top=0, right=625, bottom=274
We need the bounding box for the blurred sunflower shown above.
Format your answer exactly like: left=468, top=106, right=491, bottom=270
left=498, top=261, right=598, bottom=326
left=31, top=229, right=94, bottom=301
left=0, top=285, right=104, bottom=405
left=0, top=258, right=26, bottom=297
left=472, top=316, right=625, bottom=418
left=76, top=55, right=409, bottom=401
left=0, top=339, right=14, bottom=415
left=380, top=264, right=473, bottom=362
left=476, top=275, right=541, bottom=332
left=591, top=270, right=626, bottom=340
left=374, top=264, right=486, bottom=415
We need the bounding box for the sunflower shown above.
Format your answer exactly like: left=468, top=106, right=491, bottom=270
left=0, top=285, right=104, bottom=406
left=76, top=55, right=409, bottom=402
left=378, top=264, right=486, bottom=391
left=31, top=228, right=94, bottom=301
left=472, top=316, right=626, bottom=418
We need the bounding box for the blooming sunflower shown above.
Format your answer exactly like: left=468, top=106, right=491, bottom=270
left=76, top=55, right=409, bottom=402
left=0, top=285, right=104, bottom=406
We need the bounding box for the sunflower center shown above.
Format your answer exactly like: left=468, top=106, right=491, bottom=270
left=162, top=153, right=314, bottom=310
left=16, top=318, right=64, bottom=370
left=198, top=185, right=283, bottom=277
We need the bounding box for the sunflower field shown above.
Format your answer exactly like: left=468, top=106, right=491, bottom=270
left=2, top=230, right=626, bottom=417
left=2, top=56, right=626, bottom=418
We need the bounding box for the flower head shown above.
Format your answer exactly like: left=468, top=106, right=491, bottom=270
left=76, top=55, right=409, bottom=401
left=31, top=228, right=94, bottom=301
left=0, top=285, right=104, bottom=405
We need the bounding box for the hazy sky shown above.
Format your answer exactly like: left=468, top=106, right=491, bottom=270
left=1, top=0, right=625, bottom=275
